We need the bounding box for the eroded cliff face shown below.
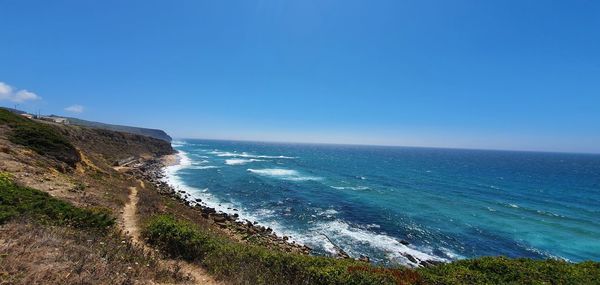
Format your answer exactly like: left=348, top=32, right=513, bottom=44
left=60, top=125, right=174, bottom=164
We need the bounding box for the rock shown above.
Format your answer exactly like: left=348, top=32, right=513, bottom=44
left=420, top=259, right=444, bottom=267
left=213, top=215, right=227, bottom=223
left=401, top=253, right=419, bottom=264
left=358, top=255, right=370, bottom=263
left=400, top=240, right=410, bottom=246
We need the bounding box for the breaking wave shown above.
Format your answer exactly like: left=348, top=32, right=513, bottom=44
left=210, top=150, right=295, bottom=159
left=225, top=158, right=265, bottom=165
left=247, top=168, right=322, bottom=181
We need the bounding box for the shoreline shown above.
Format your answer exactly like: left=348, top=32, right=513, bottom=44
left=127, top=151, right=313, bottom=255
left=161, top=153, right=180, bottom=167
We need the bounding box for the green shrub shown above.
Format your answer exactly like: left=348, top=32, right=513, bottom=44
left=0, top=109, right=30, bottom=125
left=0, top=109, right=80, bottom=167
left=143, top=215, right=413, bottom=285
left=417, top=256, right=600, bottom=285
left=0, top=172, right=114, bottom=230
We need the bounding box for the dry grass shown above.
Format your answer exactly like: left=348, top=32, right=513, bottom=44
left=0, top=220, right=192, bottom=285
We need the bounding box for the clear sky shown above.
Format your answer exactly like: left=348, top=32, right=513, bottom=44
left=1, top=1, right=599, bottom=153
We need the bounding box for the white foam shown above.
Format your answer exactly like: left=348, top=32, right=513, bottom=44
left=330, top=186, right=370, bottom=191
left=189, top=165, right=220, bottom=170
left=254, top=208, right=276, bottom=217
left=171, top=140, right=187, bottom=147
left=247, top=168, right=322, bottom=181
left=366, top=223, right=381, bottom=229
left=209, top=150, right=295, bottom=159
left=190, top=153, right=209, bottom=159
left=317, top=209, right=339, bottom=216
left=296, top=220, right=447, bottom=267
left=189, top=160, right=210, bottom=166
left=225, top=158, right=265, bottom=165
left=439, top=247, right=464, bottom=259
left=165, top=151, right=192, bottom=174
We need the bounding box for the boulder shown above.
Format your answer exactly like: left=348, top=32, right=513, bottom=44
left=401, top=253, right=419, bottom=264
left=212, top=215, right=227, bottom=223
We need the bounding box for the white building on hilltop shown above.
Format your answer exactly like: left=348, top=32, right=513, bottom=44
left=39, top=116, right=69, bottom=124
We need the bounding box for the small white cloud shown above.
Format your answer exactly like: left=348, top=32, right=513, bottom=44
left=0, top=81, right=42, bottom=103
left=65, top=104, right=84, bottom=114
left=13, top=90, right=41, bottom=103
left=0, top=82, right=13, bottom=96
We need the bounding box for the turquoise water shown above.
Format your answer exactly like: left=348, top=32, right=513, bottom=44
left=165, top=139, right=600, bottom=266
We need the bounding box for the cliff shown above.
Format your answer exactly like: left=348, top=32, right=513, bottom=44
left=53, top=115, right=173, bottom=142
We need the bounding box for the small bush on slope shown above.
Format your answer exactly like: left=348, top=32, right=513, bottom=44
left=0, top=172, right=113, bottom=230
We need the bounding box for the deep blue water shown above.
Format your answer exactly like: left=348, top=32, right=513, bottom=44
left=165, top=139, right=600, bottom=266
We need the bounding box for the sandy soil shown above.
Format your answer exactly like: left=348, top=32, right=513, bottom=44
left=161, top=153, right=181, bottom=167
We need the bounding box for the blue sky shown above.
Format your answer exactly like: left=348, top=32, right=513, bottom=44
left=1, top=1, right=599, bottom=153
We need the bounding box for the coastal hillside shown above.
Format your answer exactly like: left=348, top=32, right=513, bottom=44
left=0, top=109, right=598, bottom=285
left=0, top=109, right=190, bottom=284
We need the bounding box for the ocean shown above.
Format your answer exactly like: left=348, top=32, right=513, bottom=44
left=164, top=139, right=600, bottom=266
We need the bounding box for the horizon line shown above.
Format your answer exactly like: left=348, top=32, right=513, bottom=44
left=174, top=136, right=600, bottom=156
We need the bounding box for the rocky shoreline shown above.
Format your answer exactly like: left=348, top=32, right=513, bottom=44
left=123, top=155, right=445, bottom=267
left=123, top=157, right=313, bottom=255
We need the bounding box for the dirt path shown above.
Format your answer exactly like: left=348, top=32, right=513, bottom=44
left=121, top=182, right=223, bottom=285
